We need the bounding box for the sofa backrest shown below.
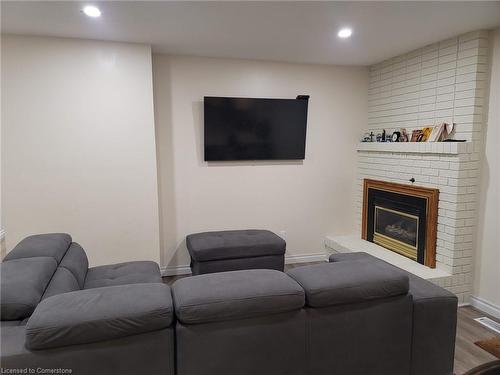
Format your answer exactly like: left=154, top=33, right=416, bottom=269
left=172, top=269, right=304, bottom=324
left=286, top=260, right=409, bottom=307
left=42, top=243, right=88, bottom=299
left=4, top=233, right=72, bottom=263
left=1, top=233, right=88, bottom=321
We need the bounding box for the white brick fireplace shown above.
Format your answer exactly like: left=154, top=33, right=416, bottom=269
left=326, top=30, right=491, bottom=304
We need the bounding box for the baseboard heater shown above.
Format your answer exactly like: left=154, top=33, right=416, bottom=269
left=474, top=317, right=500, bottom=334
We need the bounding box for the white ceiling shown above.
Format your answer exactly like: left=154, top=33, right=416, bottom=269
left=2, top=1, right=499, bottom=66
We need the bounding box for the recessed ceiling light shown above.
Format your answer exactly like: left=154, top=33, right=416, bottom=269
left=338, top=28, right=352, bottom=39
left=82, top=5, right=101, bottom=18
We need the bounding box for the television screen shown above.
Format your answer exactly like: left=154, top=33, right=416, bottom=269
left=204, top=96, right=308, bottom=161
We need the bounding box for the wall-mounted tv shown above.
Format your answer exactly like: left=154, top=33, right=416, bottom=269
left=204, top=96, right=309, bottom=161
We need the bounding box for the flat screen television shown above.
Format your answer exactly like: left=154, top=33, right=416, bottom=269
left=204, top=96, right=308, bottom=161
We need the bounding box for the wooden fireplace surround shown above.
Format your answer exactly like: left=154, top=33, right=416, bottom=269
left=362, top=179, right=439, bottom=268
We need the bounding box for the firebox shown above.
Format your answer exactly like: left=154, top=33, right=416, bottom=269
left=362, top=179, right=439, bottom=268
left=374, top=206, right=419, bottom=260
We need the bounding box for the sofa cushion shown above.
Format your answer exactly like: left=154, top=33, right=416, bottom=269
left=4, top=233, right=71, bottom=263
left=41, top=243, right=89, bottom=299
left=59, top=243, right=88, bottom=288
left=41, top=267, right=81, bottom=300
left=1, top=257, right=58, bottom=320
left=84, top=261, right=161, bottom=289
left=186, top=230, right=286, bottom=262
left=172, top=269, right=304, bottom=324
left=25, top=283, right=173, bottom=350
left=287, top=261, right=409, bottom=307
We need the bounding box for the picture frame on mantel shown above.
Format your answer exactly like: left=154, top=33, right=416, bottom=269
left=411, top=129, right=423, bottom=142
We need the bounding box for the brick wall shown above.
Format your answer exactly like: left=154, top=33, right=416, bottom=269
left=367, top=30, right=489, bottom=143
left=356, top=145, right=476, bottom=303
left=357, top=30, right=491, bottom=304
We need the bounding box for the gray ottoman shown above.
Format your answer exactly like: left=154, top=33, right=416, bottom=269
left=186, top=230, right=286, bottom=275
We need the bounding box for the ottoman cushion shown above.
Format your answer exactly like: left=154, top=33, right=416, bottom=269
left=186, top=230, right=285, bottom=262
left=172, top=269, right=304, bottom=324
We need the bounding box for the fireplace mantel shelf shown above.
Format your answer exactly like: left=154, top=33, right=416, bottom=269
left=324, top=235, right=451, bottom=282
left=357, top=141, right=473, bottom=155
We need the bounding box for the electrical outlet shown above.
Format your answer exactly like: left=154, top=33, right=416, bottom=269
left=279, top=230, right=287, bottom=241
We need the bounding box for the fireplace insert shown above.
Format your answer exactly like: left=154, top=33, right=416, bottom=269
left=362, top=179, right=439, bottom=268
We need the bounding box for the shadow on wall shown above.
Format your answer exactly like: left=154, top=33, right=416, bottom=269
left=153, top=56, right=178, bottom=269
left=1, top=236, right=6, bottom=260
left=168, top=239, right=189, bottom=273
left=475, top=155, right=490, bottom=293
left=192, top=101, right=204, bottom=166
left=474, top=29, right=495, bottom=299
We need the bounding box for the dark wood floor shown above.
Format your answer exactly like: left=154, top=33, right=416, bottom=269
left=455, top=306, right=499, bottom=374
left=163, top=262, right=500, bottom=374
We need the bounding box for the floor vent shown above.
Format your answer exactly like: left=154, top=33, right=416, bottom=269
left=474, top=317, right=500, bottom=334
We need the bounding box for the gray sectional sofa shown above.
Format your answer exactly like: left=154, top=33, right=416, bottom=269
left=1, top=233, right=458, bottom=375
left=1, top=233, right=174, bottom=375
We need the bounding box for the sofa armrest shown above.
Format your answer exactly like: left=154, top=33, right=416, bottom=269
left=406, top=274, right=457, bottom=375
left=25, top=283, right=173, bottom=350
left=329, top=251, right=458, bottom=375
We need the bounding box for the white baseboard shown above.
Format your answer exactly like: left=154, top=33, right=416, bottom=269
left=285, top=253, right=328, bottom=264
left=470, top=296, right=500, bottom=319
left=161, top=252, right=328, bottom=277
left=161, top=265, right=191, bottom=277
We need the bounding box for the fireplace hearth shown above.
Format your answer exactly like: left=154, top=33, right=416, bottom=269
left=362, top=179, right=439, bottom=268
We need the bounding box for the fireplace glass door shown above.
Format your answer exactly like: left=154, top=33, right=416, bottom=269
left=365, top=187, right=428, bottom=265
left=373, top=206, right=419, bottom=260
